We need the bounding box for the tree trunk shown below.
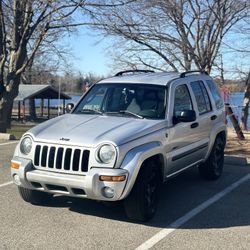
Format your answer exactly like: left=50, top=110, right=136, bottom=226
left=241, top=93, right=250, bottom=131
left=29, top=99, right=37, bottom=120
left=241, top=72, right=250, bottom=131
left=0, top=94, right=16, bottom=132
left=225, top=104, right=245, bottom=140
left=6, top=98, right=14, bottom=129
left=0, top=77, right=20, bottom=133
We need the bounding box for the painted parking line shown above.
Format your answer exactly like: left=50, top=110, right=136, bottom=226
left=136, top=174, right=250, bottom=250
left=0, top=181, right=13, bottom=188
left=0, top=141, right=19, bottom=146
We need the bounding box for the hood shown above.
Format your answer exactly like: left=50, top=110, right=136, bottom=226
left=28, top=114, right=166, bottom=147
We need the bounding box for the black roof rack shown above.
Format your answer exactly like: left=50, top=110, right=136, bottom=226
left=114, top=70, right=155, bottom=77
left=180, top=70, right=208, bottom=78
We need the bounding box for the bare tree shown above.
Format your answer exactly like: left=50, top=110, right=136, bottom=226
left=92, top=0, right=250, bottom=73
left=0, top=0, right=85, bottom=132
left=0, top=0, right=135, bottom=132
left=223, top=17, right=250, bottom=130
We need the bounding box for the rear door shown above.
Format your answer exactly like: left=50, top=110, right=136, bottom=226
left=189, top=80, right=213, bottom=149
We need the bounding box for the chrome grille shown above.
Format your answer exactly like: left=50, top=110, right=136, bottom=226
left=33, top=144, right=90, bottom=174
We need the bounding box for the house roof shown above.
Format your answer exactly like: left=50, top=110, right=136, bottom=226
left=15, top=84, right=71, bottom=101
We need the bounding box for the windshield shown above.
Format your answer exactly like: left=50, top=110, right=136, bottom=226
left=73, top=83, right=167, bottom=119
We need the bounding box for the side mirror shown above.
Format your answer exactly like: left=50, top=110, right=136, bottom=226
left=66, top=103, right=74, bottom=113
left=174, top=110, right=196, bottom=124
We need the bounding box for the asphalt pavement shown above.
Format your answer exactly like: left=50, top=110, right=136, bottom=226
left=0, top=141, right=250, bottom=250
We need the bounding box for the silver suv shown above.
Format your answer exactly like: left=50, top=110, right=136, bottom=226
left=11, top=70, right=227, bottom=221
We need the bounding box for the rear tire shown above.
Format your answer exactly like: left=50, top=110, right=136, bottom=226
left=199, top=136, right=225, bottom=180
left=123, top=161, right=160, bottom=221
left=18, top=187, right=52, bottom=204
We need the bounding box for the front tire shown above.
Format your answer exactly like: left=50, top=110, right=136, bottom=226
left=18, top=187, right=52, bottom=204
left=123, top=161, right=160, bottom=221
left=199, top=136, right=225, bottom=180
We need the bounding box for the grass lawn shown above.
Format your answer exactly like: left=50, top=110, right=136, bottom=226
left=7, top=125, right=34, bottom=139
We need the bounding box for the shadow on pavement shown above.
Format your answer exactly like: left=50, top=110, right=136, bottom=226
left=36, top=166, right=250, bottom=229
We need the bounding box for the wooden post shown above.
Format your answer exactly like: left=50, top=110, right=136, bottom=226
left=22, top=100, right=26, bottom=120
left=63, top=99, right=65, bottom=114
left=225, top=103, right=245, bottom=140
left=48, top=99, right=50, bottom=119
left=40, top=99, right=44, bottom=117
left=18, top=101, right=21, bottom=120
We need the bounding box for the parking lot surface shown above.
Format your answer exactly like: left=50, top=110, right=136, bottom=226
left=0, top=142, right=250, bottom=250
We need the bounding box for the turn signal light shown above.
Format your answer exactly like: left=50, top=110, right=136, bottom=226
left=11, top=162, right=20, bottom=169
left=99, top=175, right=126, bottom=182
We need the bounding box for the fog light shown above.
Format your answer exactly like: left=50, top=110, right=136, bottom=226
left=102, top=187, right=115, bottom=198
left=13, top=174, right=21, bottom=185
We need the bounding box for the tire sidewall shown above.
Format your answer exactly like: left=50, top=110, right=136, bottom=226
left=199, top=135, right=225, bottom=180
left=210, top=136, right=225, bottom=177
left=124, top=161, right=160, bottom=221
left=134, top=162, right=160, bottom=220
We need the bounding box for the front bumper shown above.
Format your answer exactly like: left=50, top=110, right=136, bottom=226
left=11, top=157, right=128, bottom=201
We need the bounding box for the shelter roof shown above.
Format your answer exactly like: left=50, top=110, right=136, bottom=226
left=15, top=84, right=71, bottom=101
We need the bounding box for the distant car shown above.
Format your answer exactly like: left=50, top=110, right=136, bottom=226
left=11, top=70, right=227, bottom=221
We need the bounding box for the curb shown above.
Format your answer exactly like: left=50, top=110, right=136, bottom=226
left=0, top=133, right=16, bottom=141
left=225, top=155, right=250, bottom=166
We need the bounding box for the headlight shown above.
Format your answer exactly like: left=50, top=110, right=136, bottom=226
left=97, top=144, right=116, bottom=164
left=20, top=137, right=32, bottom=155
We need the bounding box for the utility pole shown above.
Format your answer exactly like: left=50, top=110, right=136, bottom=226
left=58, top=76, right=61, bottom=116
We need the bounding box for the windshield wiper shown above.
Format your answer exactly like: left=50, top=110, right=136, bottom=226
left=105, top=110, right=143, bottom=119
left=79, top=109, right=103, bottom=115
left=120, top=110, right=144, bottom=119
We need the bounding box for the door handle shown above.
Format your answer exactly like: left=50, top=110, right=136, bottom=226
left=191, top=122, right=199, bottom=129
left=211, top=115, right=217, bottom=120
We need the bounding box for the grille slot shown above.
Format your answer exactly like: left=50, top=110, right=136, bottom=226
left=72, top=188, right=85, bottom=195
left=81, top=150, right=90, bottom=172
left=34, top=145, right=41, bottom=166
left=46, top=184, right=68, bottom=192
left=31, top=182, right=42, bottom=188
left=33, top=144, right=90, bottom=174
left=41, top=146, right=48, bottom=167
left=73, top=149, right=81, bottom=171
left=56, top=147, right=64, bottom=169
left=64, top=148, right=72, bottom=170
left=48, top=147, right=56, bottom=168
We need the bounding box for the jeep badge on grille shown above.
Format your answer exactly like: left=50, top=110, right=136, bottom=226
left=60, top=137, right=70, bottom=141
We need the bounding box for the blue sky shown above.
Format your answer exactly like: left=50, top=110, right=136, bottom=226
left=62, top=26, right=249, bottom=79
left=63, top=27, right=112, bottom=77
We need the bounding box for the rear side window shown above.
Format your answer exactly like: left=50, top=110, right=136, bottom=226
left=206, top=80, right=224, bottom=109
left=190, top=81, right=211, bottom=114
